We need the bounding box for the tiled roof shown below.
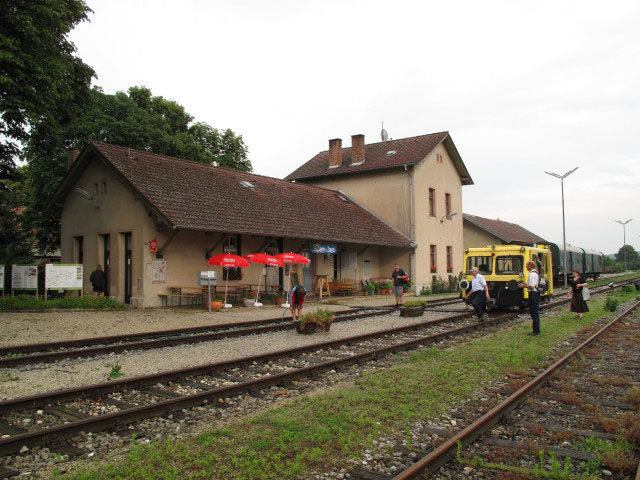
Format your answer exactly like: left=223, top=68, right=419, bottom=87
left=285, top=132, right=473, bottom=185
left=53, top=142, right=413, bottom=248
left=464, top=214, right=547, bottom=244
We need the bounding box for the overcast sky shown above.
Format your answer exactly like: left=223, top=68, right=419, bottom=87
left=69, top=0, right=639, bottom=254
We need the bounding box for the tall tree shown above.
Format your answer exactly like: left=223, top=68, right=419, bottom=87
left=0, top=0, right=94, bottom=180
left=616, top=245, right=639, bottom=269
left=25, top=86, right=251, bottom=253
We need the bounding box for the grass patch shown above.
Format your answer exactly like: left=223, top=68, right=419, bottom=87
left=0, top=295, right=125, bottom=311
left=54, top=290, right=639, bottom=480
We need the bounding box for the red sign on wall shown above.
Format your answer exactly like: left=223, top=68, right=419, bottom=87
left=149, top=238, right=158, bottom=254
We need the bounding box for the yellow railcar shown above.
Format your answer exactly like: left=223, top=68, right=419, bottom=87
left=460, top=244, right=553, bottom=309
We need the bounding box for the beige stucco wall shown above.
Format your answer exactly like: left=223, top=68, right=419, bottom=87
left=463, top=221, right=503, bottom=250
left=300, top=169, right=412, bottom=237
left=411, top=144, right=464, bottom=289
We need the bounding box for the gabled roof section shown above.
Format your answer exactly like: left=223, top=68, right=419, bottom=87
left=285, top=132, right=473, bottom=185
left=463, top=214, right=547, bottom=245
left=49, top=142, right=414, bottom=248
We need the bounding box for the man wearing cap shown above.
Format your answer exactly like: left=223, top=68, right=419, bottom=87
left=464, top=267, right=490, bottom=321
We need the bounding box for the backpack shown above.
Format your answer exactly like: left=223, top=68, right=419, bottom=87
left=532, top=270, right=549, bottom=294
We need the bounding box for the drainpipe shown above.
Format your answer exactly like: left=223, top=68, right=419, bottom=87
left=404, top=165, right=416, bottom=291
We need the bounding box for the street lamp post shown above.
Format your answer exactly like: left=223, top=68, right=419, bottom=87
left=614, top=219, right=632, bottom=272
left=545, top=167, right=579, bottom=287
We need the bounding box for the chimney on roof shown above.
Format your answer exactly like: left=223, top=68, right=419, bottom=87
left=351, top=134, right=365, bottom=165
left=328, top=138, right=342, bottom=168
left=68, top=149, right=80, bottom=170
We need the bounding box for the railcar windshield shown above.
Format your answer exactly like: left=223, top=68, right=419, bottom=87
left=496, top=255, right=523, bottom=275
left=466, top=256, right=493, bottom=275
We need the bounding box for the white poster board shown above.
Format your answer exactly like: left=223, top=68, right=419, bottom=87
left=152, top=260, right=166, bottom=283
left=12, top=265, right=38, bottom=290
left=45, top=264, right=83, bottom=290
left=0, top=265, right=4, bottom=290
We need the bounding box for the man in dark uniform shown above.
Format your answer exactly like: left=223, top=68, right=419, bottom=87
left=390, top=264, right=409, bottom=308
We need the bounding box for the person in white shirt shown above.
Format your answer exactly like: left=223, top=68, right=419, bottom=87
left=519, top=261, right=541, bottom=335
left=464, top=267, right=490, bottom=321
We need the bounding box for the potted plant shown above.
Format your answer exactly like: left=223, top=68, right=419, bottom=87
left=399, top=300, right=425, bottom=317
left=384, top=281, right=393, bottom=294
left=274, top=292, right=286, bottom=306
left=447, top=265, right=453, bottom=273
left=210, top=294, right=223, bottom=311
left=403, top=280, right=412, bottom=292
left=296, top=309, right=335, bottom=334
left=361, top=284, right=370, bottom=296
left=243, top=291, right=256, bottom=307
left=430, top=266, right=438, bottom=274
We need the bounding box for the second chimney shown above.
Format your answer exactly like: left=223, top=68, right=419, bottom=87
left=351, top=134, right=365, bottom=165
left=68, top=149, right=80, bottom=170
left=328, top=138, right=342, bottom=168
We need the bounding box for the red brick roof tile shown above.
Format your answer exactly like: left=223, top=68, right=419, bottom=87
left=285, top=132, right=473, bottom=185
left=464, top=214, right=547, bottom=244
left=55, top=142, right=413, bottom=248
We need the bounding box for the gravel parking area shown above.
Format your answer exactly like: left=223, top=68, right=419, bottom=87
left=0, top=308, right=458, bottom=401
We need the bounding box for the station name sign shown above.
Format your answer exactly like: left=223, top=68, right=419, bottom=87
left=310, top=245, right=337, bottom=254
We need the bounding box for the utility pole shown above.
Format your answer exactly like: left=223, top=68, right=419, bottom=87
left=545, top=167, right=578, bottom=287
left=614, top=219, right=632, bottom=272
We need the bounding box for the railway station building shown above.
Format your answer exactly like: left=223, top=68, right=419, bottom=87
left=285, top=132, right=473, bottom=290
left=50, top=142, right=414, bottom=307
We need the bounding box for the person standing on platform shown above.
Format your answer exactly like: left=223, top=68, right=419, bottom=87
left=390, top=264, right=409, bottom=308
left=568, top=270, right=589, bottom=318
left=520, top=261, right=541, bottom=335
left=464, top=267, right=490, bottom=321
left=89, top=265, right=105, bottom=297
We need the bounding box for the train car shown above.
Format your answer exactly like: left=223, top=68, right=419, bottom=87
left=548, top=243, right=604, bottom=284
left=460, top=244, right=553, bottom=309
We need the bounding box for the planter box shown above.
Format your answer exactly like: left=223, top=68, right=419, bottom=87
left=399, top=305, right=425, bottom=317
left=295, top=322, right=331, bottom=334
left=243, top=299, right=256, bottom=307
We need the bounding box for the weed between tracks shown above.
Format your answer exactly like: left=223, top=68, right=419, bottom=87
left=52, top=290, right=639, bottom=480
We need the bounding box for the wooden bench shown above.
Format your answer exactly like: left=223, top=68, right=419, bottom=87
left=328, top=279, right=356, bottom=296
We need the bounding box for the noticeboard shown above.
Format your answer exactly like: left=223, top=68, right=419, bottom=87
left=45, top=264, right=83, bottom=290
left=0, top=265, right=4, bottom=290
left=12, top=265, right=38, bottom=290
left=152, top=260, right=166, bottom=283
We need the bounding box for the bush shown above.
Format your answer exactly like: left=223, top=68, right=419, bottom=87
left=420, top=286, right=431, bottom=296
left=603, top=297, right=619, bottom=312
left=299, top=309, right=335, bottom=329
left=0, top=295, right=125, bottom=311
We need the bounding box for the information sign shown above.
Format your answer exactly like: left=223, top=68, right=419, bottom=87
left=152, top=260, right=166, bottom=283
left=310, top=244, right=337, bottom=254
left=45, top=264, right=83, bottom=290
left=0, top=265, right=4, bottom=290
left=12, top=265, right=38, bottom=290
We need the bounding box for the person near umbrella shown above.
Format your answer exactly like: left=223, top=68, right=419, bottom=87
left=290, top=285, right=307, bottom=322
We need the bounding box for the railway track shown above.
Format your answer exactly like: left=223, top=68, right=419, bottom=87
left=382, top=300, right=640, bottom=479
left=0, top=307, right=389, bottom=369
left=0, top=280, right=632, bottom=471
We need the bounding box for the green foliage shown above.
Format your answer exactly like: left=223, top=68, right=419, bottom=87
left=299, top=309, right=335, bottom=329
left=0, top=0, right=95, bottom=180
left=0, top=295, right=125, bottom=311
left=403, top=300, right=425, bottom=307
left=362, top=283, right=375, bottom=293
left=108, top=364, right=124, bottom=379
left=384, top=281, right=392, bottom=289
left=603, top=297, right=618, bottom=312
left=420, top=285, right=431, bottom=295
left=25, top=86, right=252, bottom=253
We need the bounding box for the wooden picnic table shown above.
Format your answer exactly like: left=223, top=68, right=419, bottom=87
left=160, top=286, right=206, bottom=307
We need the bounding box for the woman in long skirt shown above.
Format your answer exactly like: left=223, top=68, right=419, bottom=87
left=568, top=270, right=589, bottom=318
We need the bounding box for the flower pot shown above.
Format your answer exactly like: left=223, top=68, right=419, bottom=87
left=362, top=291, right=369, bottom=296
left=210, top=300, right=223, bottom=311
left=274, top=296, right=286, bottom=306
left=399, top=305, right=425, bottom=317
left=243, top=298, right=256, bottom=307
left=295, top=322, right=331, bottom=334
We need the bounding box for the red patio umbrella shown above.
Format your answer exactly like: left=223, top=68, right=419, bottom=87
left=276, top=252, right=310, bottom=308
left=208, top=254, right=250, bottom=308
left=244, top=253, right=284, bottom=306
